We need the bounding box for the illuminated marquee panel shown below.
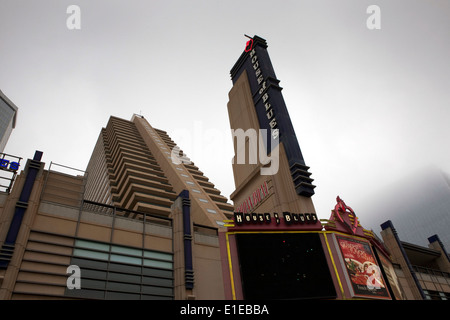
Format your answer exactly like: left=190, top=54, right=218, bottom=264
left=234, top=212, right=318, bottom=226
left=333, top=234, right=391, bottom=300
left=226, top=211, right=322, bottom=232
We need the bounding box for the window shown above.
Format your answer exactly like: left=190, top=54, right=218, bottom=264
left=73, top=239, right=173, bottom=269
left=424, top=290, right=449, bottom=300
left=73, top=248, right=108, bottom=261
left=67, top=239, right=174, bottom=300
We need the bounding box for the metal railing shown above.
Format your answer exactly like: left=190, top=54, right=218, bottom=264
left=0, top=152, right=22, bottom=193
left=82, top=199, right=172, bottom=227
left=412, top=265, right=450, bottom=279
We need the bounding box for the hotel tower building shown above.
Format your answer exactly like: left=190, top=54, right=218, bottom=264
left=0, top=90, right=18, bottom=153
left=85, top=115, right=234, bottom=227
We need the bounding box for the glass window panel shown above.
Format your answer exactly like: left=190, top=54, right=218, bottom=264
left=80, top=278, right=106, bottom=290
left=109, top=262, right=142, bottom=275
left=141, top=294, right=173, bottom=300
left=73, top=248, right=109, bottom=261
left=108, top=272, right=141, bottom=284
left=143, top=250, right=173, bottom=261
left=111, top=245, right=142, bottom=257
left=142, top=267, right=173, bottom=279
left=106, top=291, right=140, bottom=300
left=110, top=253, right=142, bottom=266
left=106, top=281, right=140, bottom=293
left=142, top=276, right=173, bottom=287
left=71, top=257, right=108, bottom=270
left=75, top=239, right=109, bottom=252
left=143, top=259, right=172, bottom=270
left=81, top=269, right=107, bottom=280
left=141, top=285, right=173, bottom=296
left=65, top=288, right=105, bottom=299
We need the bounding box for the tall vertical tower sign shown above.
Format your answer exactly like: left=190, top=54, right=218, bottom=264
left=227, top=35, right=316, bottom=216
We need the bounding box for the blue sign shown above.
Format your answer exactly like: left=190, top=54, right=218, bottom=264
left=0, top=159, right=20, bottom=171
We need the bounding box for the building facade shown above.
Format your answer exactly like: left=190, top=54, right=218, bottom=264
left=0, top=90, right=18, bottom=154
left=380, top=221, right=450, bottom=300
left=85, top=115, right=233, bottom=227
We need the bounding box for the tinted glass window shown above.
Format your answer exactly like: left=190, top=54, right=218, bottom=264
left=236, top=233, right=336, bottom=300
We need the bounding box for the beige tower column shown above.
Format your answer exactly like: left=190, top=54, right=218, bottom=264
left=227, top=70, right=316, bottom=215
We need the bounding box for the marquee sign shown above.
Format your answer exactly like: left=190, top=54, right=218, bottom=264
left=224, top=211, right=322, bottom=231
left=230, top=35, right=315, bottom=197
left=234, top=211, right=318, bottom=225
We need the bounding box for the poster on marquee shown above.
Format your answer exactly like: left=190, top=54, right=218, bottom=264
left=335, top=235, right=391, bottom=300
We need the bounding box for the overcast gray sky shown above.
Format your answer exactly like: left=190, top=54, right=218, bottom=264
left=1, top=0, right=449, bottom=231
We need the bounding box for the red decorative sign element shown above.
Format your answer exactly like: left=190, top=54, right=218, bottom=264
left=245, top=39, right=253, bottom=52
left=334, top=196, right=358, bottom=234
left=235, top=181, right=269, bottom=213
